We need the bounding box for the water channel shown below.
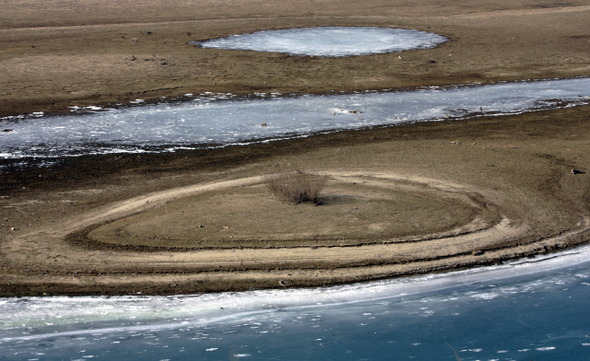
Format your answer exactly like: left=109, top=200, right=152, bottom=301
left=1, top=78, right=589, bottom=163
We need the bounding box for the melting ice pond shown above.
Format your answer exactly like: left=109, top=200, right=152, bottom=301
left=1, top=245, right=590, bottom=360
left=1, top=77, right=589, bottom=162
left=190, top=27, right=448, bottom=57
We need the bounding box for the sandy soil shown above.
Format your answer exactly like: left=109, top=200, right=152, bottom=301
left=0, top=0, right=589, bottom=296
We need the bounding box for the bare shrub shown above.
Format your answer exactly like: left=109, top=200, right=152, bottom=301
left=264, top=170, right=326, bottom=204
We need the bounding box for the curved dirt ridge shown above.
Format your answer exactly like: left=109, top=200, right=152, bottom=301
left=81, top=172, right=501, bottom=249
left=3, top=171, right=589, bottom=295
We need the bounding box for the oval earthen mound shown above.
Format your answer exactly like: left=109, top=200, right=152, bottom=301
left=86, top=175, right=501, bottom=249
left=5, top=171, right=589, bottom=296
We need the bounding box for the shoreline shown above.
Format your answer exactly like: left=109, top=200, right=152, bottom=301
left=1, top=0, right=590, bottom=296
left=2, top=105, right=590, bottom=296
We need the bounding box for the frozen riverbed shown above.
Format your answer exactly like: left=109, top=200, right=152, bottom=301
left=1, top=78, right=589, bottom=162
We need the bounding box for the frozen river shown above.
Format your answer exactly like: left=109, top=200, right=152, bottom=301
left=1, top=78, right=589, bottom=163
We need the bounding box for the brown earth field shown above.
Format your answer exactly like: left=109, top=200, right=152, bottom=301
left=0, top=0, right=590, bottom=296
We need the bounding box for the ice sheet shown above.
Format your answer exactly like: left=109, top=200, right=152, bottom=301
left=1, top=78, right=589, bottom=161
left=191, top=26, right=448, bottom=57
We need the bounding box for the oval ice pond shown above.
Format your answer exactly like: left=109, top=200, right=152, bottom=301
left=191, top=26, right=448, bottom=57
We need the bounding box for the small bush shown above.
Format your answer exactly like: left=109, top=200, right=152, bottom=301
left=264, top=170, right=326, bottom=204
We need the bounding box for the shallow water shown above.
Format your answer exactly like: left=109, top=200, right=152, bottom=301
left=1, top=246, right=590, bottom=360
left=1, top=78, right=589, bottom=162
left=190, top=27, right=448, bottom=57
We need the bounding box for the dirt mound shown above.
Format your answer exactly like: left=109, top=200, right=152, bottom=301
left=86, top=175, right=496, bottom=249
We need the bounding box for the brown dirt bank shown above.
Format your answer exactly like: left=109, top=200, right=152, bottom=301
left=1, top=105, right=590, bottom=296
left=1, top=0, right=590, bottom=117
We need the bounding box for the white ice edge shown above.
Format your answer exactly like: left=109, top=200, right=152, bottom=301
left=1, top=243, right=589, bottom=339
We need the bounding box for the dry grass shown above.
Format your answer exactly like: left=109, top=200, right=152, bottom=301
left=264, top=170, right=327, bottom=204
